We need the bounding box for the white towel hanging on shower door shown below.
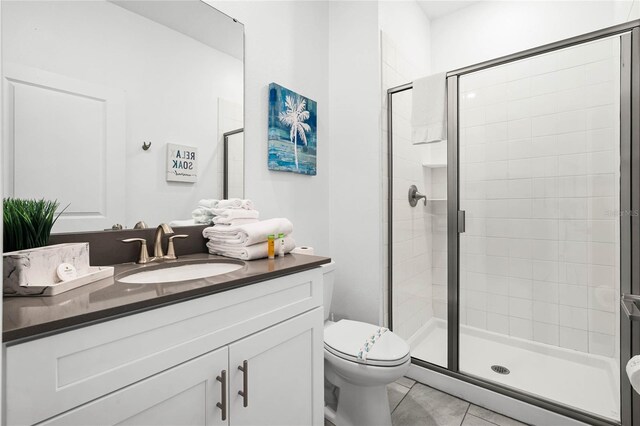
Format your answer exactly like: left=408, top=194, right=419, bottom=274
left=411, top=72, right=447, bottom=145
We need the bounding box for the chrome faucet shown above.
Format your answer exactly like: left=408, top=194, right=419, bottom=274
left=154, top=223, right=174, bottom=258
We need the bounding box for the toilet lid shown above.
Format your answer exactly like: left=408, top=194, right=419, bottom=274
left=324, top=320, right=410, bottom=367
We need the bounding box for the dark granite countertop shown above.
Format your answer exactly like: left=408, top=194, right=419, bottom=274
left=3, top=253, right=331, bottom=343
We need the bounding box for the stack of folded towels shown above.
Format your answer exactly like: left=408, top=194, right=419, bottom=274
left=203, top=218, right=295, bottom=260
left=191, top=198, right=255, bottom=225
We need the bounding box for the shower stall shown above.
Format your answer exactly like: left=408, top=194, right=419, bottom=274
left=387, top=21, right=640, bottom=426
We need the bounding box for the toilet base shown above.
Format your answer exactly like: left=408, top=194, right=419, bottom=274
left=336, top=381, right=392, bottom=426
left=325, top=361, right=394, bottom=426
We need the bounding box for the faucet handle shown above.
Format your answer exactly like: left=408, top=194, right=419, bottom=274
left=165, top=234, right=188, bottom=260
left=408, top=185, right=427, bottom=207
left=122, top=238, right=151, bottom=264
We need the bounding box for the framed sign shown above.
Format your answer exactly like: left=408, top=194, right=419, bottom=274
left=166, top=143, right=197, bottom=183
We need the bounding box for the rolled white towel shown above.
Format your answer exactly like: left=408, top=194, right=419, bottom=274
left=192, top=207, right=213, bottom=216
left=213, top=217, right=259, bottom=226
left=192, top=207, right=214, bottom=224
left=198, top=199, right=219, bottom=209
left=211, top=209, right=259, bottom=219
left=207, top=236, right=296, bottom=260
left=202, top=218, right=293, bottom=246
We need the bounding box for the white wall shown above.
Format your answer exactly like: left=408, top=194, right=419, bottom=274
left=3, top=1, right=243, bottom=229
left=431, top=0, right=639, bottom=73
left=212, top=1, right=331, bottom=256
left=213, top=1, right=384, bottom=325
left=328, top=1, right=382, bottom=325
left=379, top=0, right=431, bottom=80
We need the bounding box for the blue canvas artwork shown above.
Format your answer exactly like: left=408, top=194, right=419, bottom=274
left=268, top=83, right=317, bottom=175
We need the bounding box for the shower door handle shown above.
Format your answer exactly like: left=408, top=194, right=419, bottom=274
left=621, top=294, right=640, bottom=321
left=458, top=210, right=466, bottom=233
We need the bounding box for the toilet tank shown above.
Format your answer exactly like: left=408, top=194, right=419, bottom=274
left=319, top=261, right=336, bottom=321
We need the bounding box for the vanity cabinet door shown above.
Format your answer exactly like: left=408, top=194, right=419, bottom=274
left=39, top=346, right=229, bottom=426
left=228, top=307, right=324, bottom=426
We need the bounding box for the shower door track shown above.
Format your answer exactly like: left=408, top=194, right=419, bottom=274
left=386, top=18, right=640, bottom=426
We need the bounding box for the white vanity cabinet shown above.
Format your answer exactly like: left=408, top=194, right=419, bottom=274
left=5, top=267, right=325, bottom=426
left=40, top=346, right=229, bottom=426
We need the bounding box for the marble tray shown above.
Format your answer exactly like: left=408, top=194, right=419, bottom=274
left=3, top=243, right=90, bottom=291
left=4, top=266, right=115, bottom=296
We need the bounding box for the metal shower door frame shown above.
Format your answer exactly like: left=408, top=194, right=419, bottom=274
left=387, top=18, right=640, bottom=426
left=222, top=127, right=244, bottom=199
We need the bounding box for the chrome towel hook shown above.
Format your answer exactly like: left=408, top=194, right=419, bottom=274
left=408, top=185, right=427, bottom=207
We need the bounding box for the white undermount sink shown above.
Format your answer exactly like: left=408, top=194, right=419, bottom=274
left=117, top=261, right=244, bottom=284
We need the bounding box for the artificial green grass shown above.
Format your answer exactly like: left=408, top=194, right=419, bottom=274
left=3, top=198, right=66, bottom=252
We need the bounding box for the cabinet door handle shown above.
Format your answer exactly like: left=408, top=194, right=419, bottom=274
left=216, top=369, right=227, bottom=420
left=238, top=360, right=248, bottom=407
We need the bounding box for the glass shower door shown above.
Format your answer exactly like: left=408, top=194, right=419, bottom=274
left=457, top=35, right=622, bottom=421
left=389, top=87, right=448, bottom=368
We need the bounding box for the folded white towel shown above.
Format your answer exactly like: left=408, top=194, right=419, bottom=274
left=412, top=72, right=447, bottom=145
left=192, top=207, right=213, bottom=216
left=213, top=217, right=259, bottom=226
left=169, top=219, right=197, bottom=227
left=198, top=199, right=219, bottom=209
left=207, top=236, right=296, bottom=260
left=215, top=199, right=254, bottom=210
left=203, top=218, right=294, bottom=246
left=211, top=208, right=259, bottom=219
left=216, top=199, right=242, bottom=209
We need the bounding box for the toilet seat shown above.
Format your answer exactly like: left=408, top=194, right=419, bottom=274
left=324, top=320, right=410, bottom=367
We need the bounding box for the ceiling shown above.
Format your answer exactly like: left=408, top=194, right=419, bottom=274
left=110, top=0, right=244, bottom=60
left=417, top=1, right=479, bottom=20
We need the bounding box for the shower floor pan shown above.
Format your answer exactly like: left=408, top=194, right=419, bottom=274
left=408, top=319, right=620, bottom=421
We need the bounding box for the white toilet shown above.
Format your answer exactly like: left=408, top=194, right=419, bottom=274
left=321, top=262, right=411, bottom=426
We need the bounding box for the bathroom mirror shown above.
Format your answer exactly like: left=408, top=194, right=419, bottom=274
left=1, top=0, right=244, bottom=233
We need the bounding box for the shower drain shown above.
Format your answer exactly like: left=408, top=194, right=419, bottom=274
left=491, top=365, right=510, bottom=375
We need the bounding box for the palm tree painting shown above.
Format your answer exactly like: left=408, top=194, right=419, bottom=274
left=268, top=83, right=317, bottom=175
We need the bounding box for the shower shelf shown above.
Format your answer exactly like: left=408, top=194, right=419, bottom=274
left=429, top=198, right=447, bottom=201
left=422, top=162, right=447, bottom=168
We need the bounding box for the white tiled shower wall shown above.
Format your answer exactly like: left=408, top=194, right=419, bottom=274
left=429, top=153, right=448, bottom=322
left=458, top=37, right=621, bottom=357
left=382, top=32, right=447, bottom=340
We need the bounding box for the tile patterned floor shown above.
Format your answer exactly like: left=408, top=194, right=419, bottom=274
left=326, top=377, right=528, bottom=426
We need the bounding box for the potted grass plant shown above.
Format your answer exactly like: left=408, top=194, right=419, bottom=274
left=3, top=198, right=65, bottom=253
left=2, top=199, right=106, bottom=295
